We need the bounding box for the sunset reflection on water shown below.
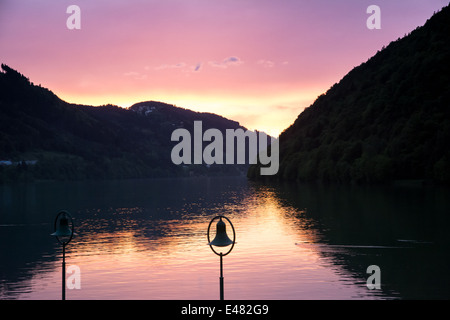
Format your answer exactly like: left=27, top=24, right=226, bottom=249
left=1, top=179, right=390, bottom=300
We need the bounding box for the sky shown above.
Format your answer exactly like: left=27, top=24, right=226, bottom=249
left=0, top=0, right=448, bottom=137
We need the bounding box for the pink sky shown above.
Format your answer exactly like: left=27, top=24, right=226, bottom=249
left=1, top=0, right=448, bottom=136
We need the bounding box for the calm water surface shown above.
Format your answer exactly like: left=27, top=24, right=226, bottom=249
left=1, top=177, right=449, bottom=299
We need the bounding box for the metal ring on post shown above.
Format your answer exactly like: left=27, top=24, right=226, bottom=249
left=207, top=215, right=236, bottom=256
left=53, top=210, right=74, bottom=246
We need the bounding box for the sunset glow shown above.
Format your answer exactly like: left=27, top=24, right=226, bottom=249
left=1, top=0, right=447, bottom=136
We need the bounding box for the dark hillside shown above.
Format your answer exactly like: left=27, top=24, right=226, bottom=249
left=0, top=65, right=248, bottom=182
left=249, top=5, right=450, bottom=185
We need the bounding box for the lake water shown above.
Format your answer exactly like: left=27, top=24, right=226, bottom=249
left=1, top=177, right=449, bottom=300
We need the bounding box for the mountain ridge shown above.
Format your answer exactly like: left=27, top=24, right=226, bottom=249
left=0, top=64, right=249, bottom=182
left=248, top=4, right=450, bottom=185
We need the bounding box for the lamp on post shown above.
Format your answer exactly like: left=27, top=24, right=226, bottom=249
left=207, top=215, right=235, bottom=300
left=51, top=210, right=74, bottom=300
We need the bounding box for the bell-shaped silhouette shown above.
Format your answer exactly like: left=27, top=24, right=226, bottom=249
left=208, top=217, right=234, bottom=247
left=51, top=213, right=73, bottom=238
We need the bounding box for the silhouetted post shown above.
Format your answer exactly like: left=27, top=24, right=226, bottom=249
left=51, top=211, right=74, bottom=300
left=219, top=253, right=224, bottom=300
left=62, top=243, right=65, bottom=300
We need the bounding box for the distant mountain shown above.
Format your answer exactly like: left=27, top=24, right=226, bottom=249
left=0, top=64, right=248, bottom=182
left=129, top=101, right=241, bottom=130
left=248, top=4, right=450, bottom=185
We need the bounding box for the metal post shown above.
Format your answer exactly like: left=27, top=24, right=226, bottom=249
left=62, top=243, right=66, bottom=301
left=219, top=253, right=224, bottom=300
left=51, top=210, right=74, bottom=301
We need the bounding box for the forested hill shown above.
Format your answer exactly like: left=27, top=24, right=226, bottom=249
left=248, top=4, right=450, bottom=185
left=0, top=64, right=247, bottom=182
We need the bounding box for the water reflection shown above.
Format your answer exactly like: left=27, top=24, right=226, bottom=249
left=269, top=181, right=450, bottom=299
left=1, top=177, right=449, bottom=299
